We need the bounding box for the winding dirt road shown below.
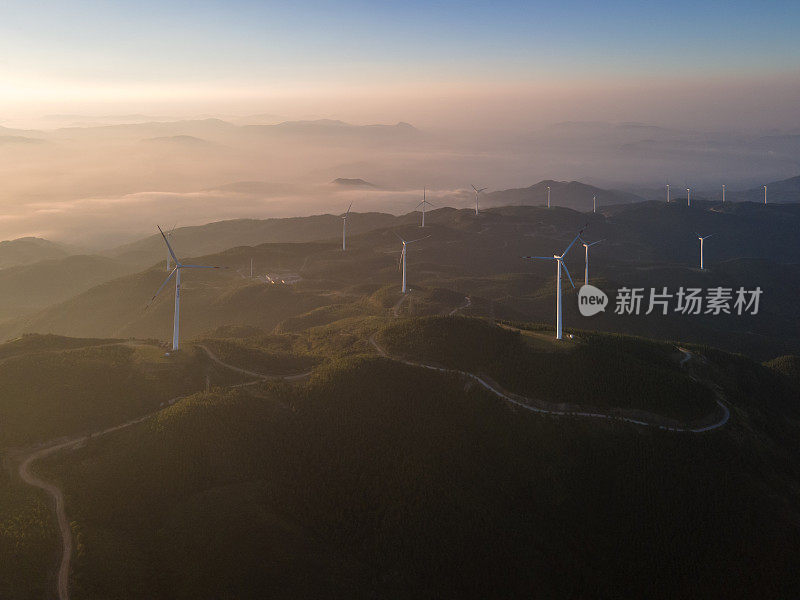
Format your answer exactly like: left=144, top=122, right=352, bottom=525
left=13, top=344, right=311, bottom=600
left=369, top=334, right=730, bottom=433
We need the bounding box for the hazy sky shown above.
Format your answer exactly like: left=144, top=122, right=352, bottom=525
left=1, top=0, right=799, bottom=129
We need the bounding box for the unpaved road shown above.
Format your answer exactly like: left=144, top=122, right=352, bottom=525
left=369, top=334, right=730, bottom=433
left=13, top=344, right=312, bottom=600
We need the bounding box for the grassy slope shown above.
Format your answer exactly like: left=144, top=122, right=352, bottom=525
left=376, top=316, right=717, bottom=422
left=39, top=355, right=800, bottom=599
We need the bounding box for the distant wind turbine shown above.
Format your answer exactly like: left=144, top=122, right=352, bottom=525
left=148, top=226, right=227, bottom=351
left=666, top=182, right=670, bottom=203
left=546, top=185, right=551, bottom=208
left=722, top=184, right=726, bottom=203
left=764, top=185, right=768, bottom=205
left=164, top=224, right=176, bottom=271
left=471, top=185, right=487, bottom=216
left=416, top=188, right=435, bottom=227
left=250, top=257, right=253, bottom=278
left=395, top=233, right=430, bottom=293
left=522, top=227, right=585, bottom=340
left=593, top=194, right=597, bottom=213
left=341, top=202, right=353, bottom=251
left=580, top=238, right=604, bottom=286
left=695, top=232, right=713, bottom=270
left=687, top=187, right=691, bottom=207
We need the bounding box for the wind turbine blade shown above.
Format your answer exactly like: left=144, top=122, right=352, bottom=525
left=561, top=261, right=576, bottom=289
left=169, top=224, right=177, bottom=236
left=521, top=256, right=557, bottom=260
left=406, top=235, right=432, bottom=244
left=561, top=233, right=582, bottom=257
left=588, top=239, right=605, bottom=247
left=180, top=265, right=228, bottom=269
left=471, top=184, right=478, bottom=192
left=157, top=225, right=179, bottom=264
left=478, top=187, right=487, bottom=193
left=415, top=201, right=425, bottom=209
left=147, top=267, right=177, bottom=308
left=346, top=202, right=353, bottom=215
left=393, top=231, right=406, bottom=243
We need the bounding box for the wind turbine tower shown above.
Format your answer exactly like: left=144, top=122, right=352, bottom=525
left=581, top=239, right=603, bottom=286
left=522, top=228, right=584, bottom=340
left=416, top=188, right=435, bottom=227
left=687, top=187, right=691, bottom=207
left=696, top=232, right=713, bottom=270
left=547, top=185, right=551, bottom=208
left=764, top=185, right=768, bottom=205
left=148, top=226, right=227, bottom=351
left=341, top=202, right=353, bottom=250
left=593, top=195, right=597, bottom=213
left=396, top=233, right=430, bottom=293
left=666, top=183, right=670, bottom=203
left=471, top=185, right=487, bottom=216
left=722, top=184, right=726, bottom=203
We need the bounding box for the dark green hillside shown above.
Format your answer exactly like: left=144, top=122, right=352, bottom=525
left=376, top=316, right=715, bottom=422
left=0, top=338, right=205, bottom=447
left=0, top=254, right=136, bottom=320
left=3, top=202, right=800, bottom=359
left=39, top=353, right=800, bottom=599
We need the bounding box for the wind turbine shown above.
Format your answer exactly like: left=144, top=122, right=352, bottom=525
left=722, top=184, right=726, bottom=203
left=341, top=202, right=353, bottom=251
left=695, top=232, right=713, bottom=270
left=416, top=188, right=434, bottom=227
left=593, top=195, right=597, bottom=213
left=164, top=224, right=176, bottom=271
left=546, top=185, right=551, bottom=208
left=250, top=258, right=254, bottom=278
left=580, top=238, right=604, bottom=286
left=764, top=185, right=768, bottom=205
left=471, top=185, right=487, bottom=216
left=395, top=233, right=430, bottom=293
left=666, top=182, right=670, bottom=203
left=148, top=226, right=227, bottom=351
left=522, top=228, right=584, bottom=340
left=687, top=187, right=691, bottom=207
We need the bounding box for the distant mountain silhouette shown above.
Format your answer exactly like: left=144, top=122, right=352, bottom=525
left=729, top=175, right=800, bottom=203
left=484, top=180, right=642, bottom=210
left=0, top=237, right=71, bottom=269
left=140, top=135, right=217, bottom=147
left=331, top=178, right=376, bottom=188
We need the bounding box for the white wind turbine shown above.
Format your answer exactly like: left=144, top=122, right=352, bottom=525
left=471, top=185, right=487, bottom=216
left=666, top=182, right=670, bottom=203
left=395, top=233, right=430, bottom=293
left=593, top=194, right=597, bottom=213
left=763, top=185, right=768, bottom=205
left=416, top=188, right=435, bottom=227
left=546, top=185, right=551, bottom=208
left=687, top=187, right=691, bottom=207
left=164, top=224, right=176, bottom=271
left=695, top=232, right=713, bottom=270
left=148, top=226, right=227, bottom=351
left=341, top=202, right=353, bottom=251
left=580, top=238, right=604, bottom=286
left=522, top=229, right=584, bottom=340
left=722, top=184, right=726, bottom=203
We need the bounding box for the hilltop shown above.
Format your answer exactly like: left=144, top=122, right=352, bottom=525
left=0, top=237, right=74, bottom=269
left=484, top=180, right=642, bottom=210
left=17, top=317, right=800, bottom=599
left=4, top=201, right=799, bottom=359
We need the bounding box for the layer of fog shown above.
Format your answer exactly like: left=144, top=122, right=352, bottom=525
left=1, top=114, right=798, bottom=247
